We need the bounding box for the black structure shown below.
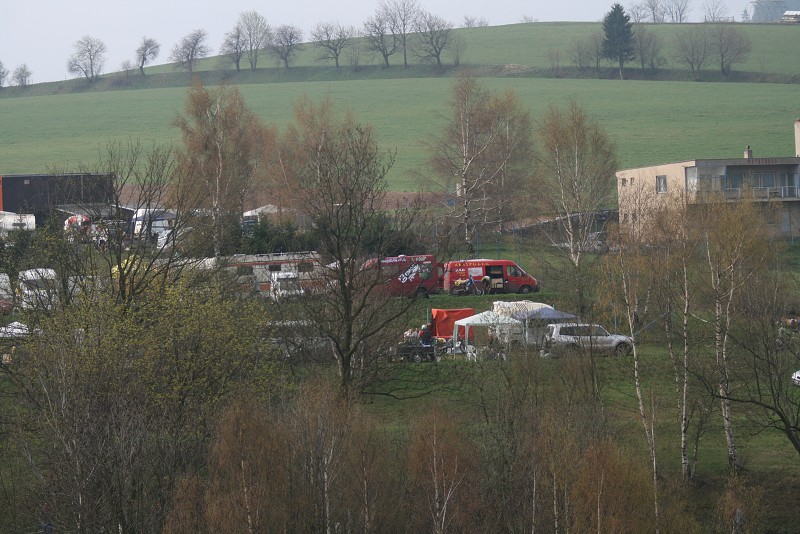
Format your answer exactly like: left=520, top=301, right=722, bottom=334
left=0, top=173, right=115, bottom=226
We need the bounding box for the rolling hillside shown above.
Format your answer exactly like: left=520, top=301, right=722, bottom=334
left=1, top=22, right=798, bottom=190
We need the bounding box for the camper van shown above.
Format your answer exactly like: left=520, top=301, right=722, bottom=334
left=444, top=259, right=539, bottom=295
left=269, top=271, right=305, bottom=302
left=225, top=252, right=321, bottom=296
left=17, top=268, right=59, bottom=310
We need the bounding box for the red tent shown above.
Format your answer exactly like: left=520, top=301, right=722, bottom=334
left=431, top=308, right=475, bottom=340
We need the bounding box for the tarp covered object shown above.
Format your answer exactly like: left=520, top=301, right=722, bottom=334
left=431, top=308, right=475, bottom=339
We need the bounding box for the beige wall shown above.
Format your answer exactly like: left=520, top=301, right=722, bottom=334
left=616, top=161, right=694, bottom=237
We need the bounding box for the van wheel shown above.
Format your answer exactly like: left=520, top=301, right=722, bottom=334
left=519, top=285, right=532, bottom=294
left=415, top=288, right=429, bottom=299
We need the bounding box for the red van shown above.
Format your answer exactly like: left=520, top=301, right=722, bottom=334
left=444, top=259, right=539, bottom=295
left=371, top=254, right=444, bottom=298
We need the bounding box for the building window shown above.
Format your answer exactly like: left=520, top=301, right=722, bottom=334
left=725, top=173, right=743, bottom=190
left=656, top=175, right=667, bottom=193
left=621, top=178, right=627, bottom=187
left=630, top=177, right=635, bottom=186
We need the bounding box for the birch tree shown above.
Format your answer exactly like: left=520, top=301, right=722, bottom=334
left=534, top=100, right=617, bottom=316
left=430, top=72, right=533, bottom=256
left=174, top=79, right=267, bottom=257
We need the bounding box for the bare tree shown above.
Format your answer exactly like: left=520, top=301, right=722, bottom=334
left=665, top=0, right=692, bottom=22
left=135, top=36, right=160, bottom=77
left=120, top=59, right=134, bottom=76
left=239, top=11, right=271, bottom=71
left=450, top=34, right=466, bottom=67
left=604, top=238, right=663, bottom=531
left=534, top=100, right=617, bottom=315
left=674, top=25, right=710, bottom=80
left=312, top=21, right=355, bottom=68
left=12, top=64, right=31, bottom=86
left=270, top=25, right=304, bottom=69
left=717, top=273, right=800, bottom=460
left=462, top=16, right=489, bottom=27
left=174, top=79, right=267, bottom=257
left=588, top=30, right=606, bottom=78
left=384, top=0, right=421, bottom=68
left=568, top=36, right=591, bottom=71
left=275, top=98, right=421, bottom=395
left=710, top=24, right=752, bottom=76
left=703, top=0, right=728, bottom=21
left=170, top=29, right=209, bottom=73
left=363, top=9, right=398, bottom=67
left=410, top=409, right=475, bottom=533
left=430, top=72, right=533, bottom=256
left=695, top=200, right=772, bottom=472
left=628, top=2, right=649, bottom=22
left=0, top=60, right=8, bottom=87
left=67, top=35, right=107, bottom=81
left=415, top=11, right=453, bottom=69
left=648, top=195, right=712, bottom=483
left=547, top=49, right=563, bottom=77
left=634, top=24, right=665, bottom=71
left=220, top=23, right=246, bottom=71
left=645, top=0, right=666, bottom=22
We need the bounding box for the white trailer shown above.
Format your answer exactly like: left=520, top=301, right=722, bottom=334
left=0, top=212, right=35, bottom=234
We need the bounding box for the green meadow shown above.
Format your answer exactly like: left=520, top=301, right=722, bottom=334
left=1, top=21, right=799, bottom=190
left=2, top=78, right=799, bottom=190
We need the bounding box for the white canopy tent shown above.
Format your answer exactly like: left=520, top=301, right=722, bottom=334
left=452, top=311, right=522, bottom=360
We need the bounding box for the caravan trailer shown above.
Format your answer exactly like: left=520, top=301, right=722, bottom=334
left=17, top=268, right=58, bottom=310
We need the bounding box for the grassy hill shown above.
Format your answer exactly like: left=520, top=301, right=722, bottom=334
left=1, top=22, right=798, bottom=190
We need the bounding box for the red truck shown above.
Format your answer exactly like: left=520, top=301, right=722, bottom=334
left=369, top=254, right=444, bottom=298
left=444, top=259, right=539, bottom=295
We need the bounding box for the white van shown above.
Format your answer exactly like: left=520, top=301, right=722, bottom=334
left=17, top=268, right=59, bottom=310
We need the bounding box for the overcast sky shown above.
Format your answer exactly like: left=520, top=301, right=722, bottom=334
left=3, top=0, right=747, bottom=84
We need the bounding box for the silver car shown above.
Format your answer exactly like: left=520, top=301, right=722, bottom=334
left=543, top=323, right=633, bottom=356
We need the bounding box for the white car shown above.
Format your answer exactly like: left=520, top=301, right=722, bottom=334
left=791, top=370, right=800, bottom=387
left=543, top=323, right=633, bottom=356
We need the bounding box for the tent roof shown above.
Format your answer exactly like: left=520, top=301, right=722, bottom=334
left=454, top=310, right=521, bottom=326
left=493, top=300, right=553, bottom=316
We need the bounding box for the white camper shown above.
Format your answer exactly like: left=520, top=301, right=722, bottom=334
left=17, top=268, right=59, bottom=310
left=269, top=271, right=305, bottom=302
left=0, top=212, right=35, bottom=235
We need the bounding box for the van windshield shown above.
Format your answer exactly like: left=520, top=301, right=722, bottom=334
left=24, top=279, right=57, bottom=290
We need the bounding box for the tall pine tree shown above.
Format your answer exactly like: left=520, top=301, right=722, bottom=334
left=602, top=3, right=635, bottom=80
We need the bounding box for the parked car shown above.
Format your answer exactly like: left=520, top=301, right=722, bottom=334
left=543, top=323, right=633, bottom=356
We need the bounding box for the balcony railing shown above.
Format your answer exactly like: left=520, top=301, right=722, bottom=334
left=691, top=187, right=800, bottom=202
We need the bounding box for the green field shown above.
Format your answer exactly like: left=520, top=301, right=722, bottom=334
left=1, top=22, right=799, bottom=190
left=2, top=78, right=798, bottom=189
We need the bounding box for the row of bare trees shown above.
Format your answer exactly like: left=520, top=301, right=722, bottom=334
left=628, top=0, right=737, bottom=23
left=568, top=21, right=751, bottom=79
left=0, top=60, right=32, bottom=87
left=65, top=2, right=461, bottom=82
